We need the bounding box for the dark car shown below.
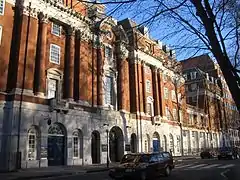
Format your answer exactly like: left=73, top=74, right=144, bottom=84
left=109, top=152, right=174, bottom=180
left=200, top=149, right=216, bottom=159
left=218, top=147, right=240, bottom=160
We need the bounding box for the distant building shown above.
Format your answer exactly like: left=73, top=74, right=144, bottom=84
left=181, top=54, right=240, bottom=148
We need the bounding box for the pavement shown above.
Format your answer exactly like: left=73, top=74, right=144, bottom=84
left=0, top=156, right=200, bottom=180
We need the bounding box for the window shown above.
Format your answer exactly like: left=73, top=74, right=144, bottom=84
left=169, top=134, right=174, bottom=154
left=173, top=108, right=177, bottom=121
left=190, top=83, right=197, bottom=91
left=105, top=76, right=114, bottom=105
left=0, top=0, right=5, bottom=15
left=27, top=127, right=37, bottom=160
left=176, top=136, right=180, bottom=153
left=165, top=107, right=171, bottom=120
left=146, top=80, right=151, bottom=93
left=105, top=46, right=112, bottom=60
left=164, top=88, right=169, bottom=99
left=190, top=71, right=197, bottom=79
left=51, top=23, right=61, bottom=36
left=50, top=44, right=60, bottom=64
left=146, top=103, right=152, bottom=116
left=179, top=110, right=183, bottom=123
left=171, top=90, right=176, bottom=101
left=0, top=25, right=2, bottom=45
left=73, top=131, right=80, bottom=158
left=189, top=113, right=194, bottom=125
left=48, top=78, right=58, bottom=99
left=146, top=96, right=154, bottom=116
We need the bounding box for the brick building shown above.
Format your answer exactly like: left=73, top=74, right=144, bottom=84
left=0, top=0, right=235, bottom=171
left=181, top=54, right=240, bottom=149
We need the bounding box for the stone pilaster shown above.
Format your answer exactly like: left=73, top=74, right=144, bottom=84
left=151, top=66, right=160, bottom=116
left=64, top=26, right=75, bottom=100
left=157, top=69, right=163, bottom=116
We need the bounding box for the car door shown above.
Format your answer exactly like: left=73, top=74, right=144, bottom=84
left=148, top=154, right=159, bottom=177
left=157, top=153, right=166, bottom=174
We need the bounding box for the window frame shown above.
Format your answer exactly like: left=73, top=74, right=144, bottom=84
left=51, top=23, right=61, bottom=37
left=50, top=44, right=61, bottom=64
left=73, top=131, right=80, bottom=158
left=0, top=0, right=5, bottom=16
left=104, top=75, right=114, bottom=106
left=27, top=128, right=37, bottom=161
left=173, top=108, right=177, bottom=121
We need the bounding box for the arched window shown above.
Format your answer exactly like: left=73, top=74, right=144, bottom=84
left=169, top=134, right=174, bottom=154
left=162, top=135, right=167, bottom=151
left=72, top=130, right=83, bottom=158
left=27, top=127, right=37, bottom=160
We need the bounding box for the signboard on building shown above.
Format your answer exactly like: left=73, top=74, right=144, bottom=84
left=102, top=144, right=108, bottom=152
left=125, top=144, right=131, bottom=151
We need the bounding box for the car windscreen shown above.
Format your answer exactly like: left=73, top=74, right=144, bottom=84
left=121, top=154, right=150, bottom=164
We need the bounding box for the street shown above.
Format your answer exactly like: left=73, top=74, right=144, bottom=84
left=38, top=159, right=240, bottom=180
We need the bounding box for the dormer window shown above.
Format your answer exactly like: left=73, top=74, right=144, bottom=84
left=190, top=71, right=197, bottom=80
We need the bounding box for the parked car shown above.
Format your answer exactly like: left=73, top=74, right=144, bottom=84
left=109, top=152, right=174, bottom=180
left=200, top=149, right=216, bottom=159
left=218, top=147, right=240, bottom=160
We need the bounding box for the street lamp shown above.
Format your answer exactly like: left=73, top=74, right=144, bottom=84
left=103, top=123, right=109, bottom=168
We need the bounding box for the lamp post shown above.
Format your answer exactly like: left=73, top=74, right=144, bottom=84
left=106, top=129, right=109, bottom=168
left=103, top=123, right=109, bottom=168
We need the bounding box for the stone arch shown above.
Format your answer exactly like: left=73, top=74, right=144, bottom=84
left=47, top=122, right=67, bottom=166
left=109, top=126, right=124, bottom=162
left=130, top=133, right=137, bottom=153
left=169, top=133, right=174, bottom=154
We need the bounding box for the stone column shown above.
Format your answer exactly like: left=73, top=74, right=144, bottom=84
left=151, top=66, right=160, bottom=116
left=64, top=27, right=75, bottom=100
left=35, top=12, right=48, bottom=95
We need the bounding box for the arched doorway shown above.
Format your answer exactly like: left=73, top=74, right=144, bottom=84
left=130, top=133, right=137, bottom=153
left=153, top=132, right=160, bottom=152
left=109, top=126, right=124, bottom=162
left=48, top=123, right=66, bottom=166
left=91, top=131, right=101, bottom=164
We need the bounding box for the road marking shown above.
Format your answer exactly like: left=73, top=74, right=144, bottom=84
left=199, top=164, right=221, bottom=169
left=220, top=169, right=230, bottom=179
left=186, top=164, right=207, bottom=169
left=218, top=164, right=235, bottom=169
left=175, top=164, right=195, bottom=169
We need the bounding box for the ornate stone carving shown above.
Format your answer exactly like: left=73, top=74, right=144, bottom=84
left=118, top=42, right=129, bottom=59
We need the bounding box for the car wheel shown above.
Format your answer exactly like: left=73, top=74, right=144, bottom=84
left=164, top=166, right=171, bottom=177
left=140, top=171, right=146, bottom=180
